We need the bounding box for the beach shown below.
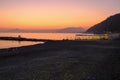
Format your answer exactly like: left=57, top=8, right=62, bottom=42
left=0, top=40, right=120, bottom=80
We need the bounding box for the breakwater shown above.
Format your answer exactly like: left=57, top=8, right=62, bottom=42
left=0, top=36, right=53, bottom=42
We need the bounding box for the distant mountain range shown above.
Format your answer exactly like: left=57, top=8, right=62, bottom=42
left=0, top=27, right=86, bottom=33
left=87, top=13, right=120, bottom=34
left=55, top=27, right=85, bottom=33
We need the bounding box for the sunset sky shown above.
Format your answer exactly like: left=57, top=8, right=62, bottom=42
left=0, top=0, right=120, bottom=30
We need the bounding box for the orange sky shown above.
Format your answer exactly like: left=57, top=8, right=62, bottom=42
left=0, top=0, right=120, bottom=30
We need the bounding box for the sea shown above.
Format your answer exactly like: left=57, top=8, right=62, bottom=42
left=0, top=33, right=77, bottom=49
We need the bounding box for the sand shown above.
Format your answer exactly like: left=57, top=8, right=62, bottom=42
left=0, top=40, right=120, bottom=80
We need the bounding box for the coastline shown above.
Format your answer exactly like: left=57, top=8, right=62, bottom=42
left=0, top=40, right=120, bottom=80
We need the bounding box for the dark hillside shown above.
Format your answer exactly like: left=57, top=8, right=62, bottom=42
left=87, top=13, right=120, bottom=34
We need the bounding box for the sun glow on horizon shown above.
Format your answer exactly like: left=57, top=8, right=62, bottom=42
left=0, top=0, right=120, bottom=30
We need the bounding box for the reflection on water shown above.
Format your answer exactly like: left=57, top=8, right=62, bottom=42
left=0, top=40, right=43, bottom=49
left=0, top=33, right=77, bottom=49
left=0, top=33, right=76, bottom=40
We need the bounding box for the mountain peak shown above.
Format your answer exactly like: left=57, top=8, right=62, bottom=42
left=57, top=27, right=86, bottom=33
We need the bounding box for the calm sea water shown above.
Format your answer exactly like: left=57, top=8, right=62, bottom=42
left=0, top=33, right=76, bottom=49
left=0, top=40, right=42, bottom=49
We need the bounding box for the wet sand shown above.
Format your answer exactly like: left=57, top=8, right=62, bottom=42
left=0, top=40, right=120, bottom=80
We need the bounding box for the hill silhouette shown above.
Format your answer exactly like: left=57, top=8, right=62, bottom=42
left=56, top=27, right=85, bottom=33
left=87, top=13, right=120, bottom=34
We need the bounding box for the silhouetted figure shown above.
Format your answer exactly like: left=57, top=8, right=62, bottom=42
left=18, top=35, right=22, bottom=42
left=18, top=35, right=21, bottom=38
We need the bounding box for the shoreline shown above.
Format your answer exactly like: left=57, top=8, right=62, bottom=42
left=0, top=40, right=44, bottom=50
left=0, top=40, right=109, bottom=51
left=0, top=40, right=119, bottom=58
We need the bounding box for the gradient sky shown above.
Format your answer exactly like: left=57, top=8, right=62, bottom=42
left=0, top=0, right=120, bottom=30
